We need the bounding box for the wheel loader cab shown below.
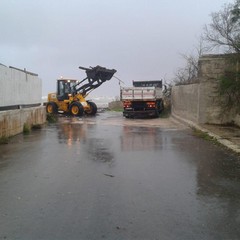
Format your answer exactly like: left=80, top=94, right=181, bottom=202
left=57, top=79, right=77, bottom=101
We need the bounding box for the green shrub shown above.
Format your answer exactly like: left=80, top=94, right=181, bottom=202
left=23, top=123, right=31, bottom=135
left=0, top=136, right=9, bottom=144
left=32, top=124, right=42, bottom=130
left=191, top=127, right=219, bottom=145
left=46, top=113, right=58, bottom=123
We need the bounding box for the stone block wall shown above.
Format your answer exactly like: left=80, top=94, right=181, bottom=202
left=0, top=107, right=46, bottom=138
left=172, top=54, right=240, bottom=126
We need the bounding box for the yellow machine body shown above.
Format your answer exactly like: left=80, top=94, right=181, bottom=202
left=46, top=66, right=117, bottom=116
left=46, top=79, right=97, bottom=116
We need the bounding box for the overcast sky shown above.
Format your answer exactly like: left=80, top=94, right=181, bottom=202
left=0, top=0, right=233, bottom=97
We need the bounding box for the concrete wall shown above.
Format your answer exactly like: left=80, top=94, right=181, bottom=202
left=171, top=84, right=199, bottom=123
left=0, top=64, right=46, bottom=138
left=198, top=55, right=240, bottom=125
left=0, top=107, right=46, bottom=138
left=172, top=54, right=240, bottom=126
left=0, top=64, right=42, bottom=108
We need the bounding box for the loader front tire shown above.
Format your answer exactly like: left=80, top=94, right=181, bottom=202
left=69, top=102, right=84, bottom=117
left=46, top=102, right=58, bottom=114
left=85, top=101, right=97, bottom=116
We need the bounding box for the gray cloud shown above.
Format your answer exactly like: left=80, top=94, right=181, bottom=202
left=0, top=0, right=232, bottom=97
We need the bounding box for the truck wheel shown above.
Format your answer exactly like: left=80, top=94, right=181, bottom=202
left=69, top=102, right=84, bottom=116
left=85, top=101, right=97, bottom=115
left=158, top=100, right=164, bottom=113
left=160, top=101, right=164, bottom=113
left=155, top=109, right=160, bottom=118
left=46, top=102, right=58, bottom=114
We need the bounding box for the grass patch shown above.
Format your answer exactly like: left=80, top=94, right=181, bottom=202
left=109, top=108, right=123, bottom=112
left=46, top=113, right=58, bottom=123
left=0, top=136, right=9, bottom=144
left=23, top=123, right=31, bottom=135
left=191, top=127, right=219, bottom=145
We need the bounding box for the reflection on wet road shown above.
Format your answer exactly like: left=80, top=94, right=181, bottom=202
left=0, top=112, right=240, bottom=240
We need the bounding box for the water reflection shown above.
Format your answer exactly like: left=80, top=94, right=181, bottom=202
left=197, top=153, right=240, bottom=198
left=0, top=151, right=10, bottom=169
left=55, top=116, right=115, bottom=164
left=86, top=138, right=114, bottom=163
left=170, top=132, right=240, bottom=198
left=120, top=126, right=162, bottom=151
left=196, top=153, right=240, bottom=239
left=57, top=117, right=95, bottom=145
left=169, top=132, right=240, bottom=238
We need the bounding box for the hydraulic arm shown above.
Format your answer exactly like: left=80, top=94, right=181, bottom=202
left=73, top=65, right=117, bottom=96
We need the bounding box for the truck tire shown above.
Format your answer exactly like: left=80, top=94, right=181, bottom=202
left=155, top=109, right=160, bottom=118
left=85, top=101, right=97, bottom=115
left=46, top=102, right=58, bottom=114
left=161, top=101, right=164, bottom=113
left=157, top=100, right=164, bottom=113
left=69, top=102, right=84, bottom=116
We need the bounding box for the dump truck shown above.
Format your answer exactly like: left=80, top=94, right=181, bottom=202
left=120, top=80, right=164, bottom=118
left=46, top=65, right=116, bottom=116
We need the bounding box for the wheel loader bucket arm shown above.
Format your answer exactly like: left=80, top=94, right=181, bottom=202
left=74, top=65, right=117, bottom=95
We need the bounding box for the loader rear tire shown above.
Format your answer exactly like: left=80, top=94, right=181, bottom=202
left=85, top=101, right=97, bottom=116
left=46, top=102, right=58, bottom=114
left=69, top=102, right=84, bottom=117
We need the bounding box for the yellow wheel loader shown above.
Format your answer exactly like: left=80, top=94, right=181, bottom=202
left=46, top=65, right=116, bottom=116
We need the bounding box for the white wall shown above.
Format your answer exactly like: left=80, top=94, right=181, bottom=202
left=0, top=65, right=42, bottom=107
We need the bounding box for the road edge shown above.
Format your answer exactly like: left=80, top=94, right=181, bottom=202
left=171, top=113, right=240, bottom=154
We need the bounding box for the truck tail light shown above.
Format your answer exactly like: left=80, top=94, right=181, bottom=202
left=146, top=101, right=156, bottom=108
left=123, top=101, right=132, bottom=108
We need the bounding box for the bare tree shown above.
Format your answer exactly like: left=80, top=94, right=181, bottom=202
left=231, top=0, right=240, bottom=23
left=174, top=1, right=240, bottom=85
left=174, top=37, right=208, bottom=85
left=203, top=3, right=240, bottom=53
left=174, top=57, right=198, bottom=85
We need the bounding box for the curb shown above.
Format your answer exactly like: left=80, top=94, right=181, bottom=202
left=171, top=113, right=240, bottom=154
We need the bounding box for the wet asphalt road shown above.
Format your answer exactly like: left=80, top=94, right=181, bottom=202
left=0, top=112, right=240, bottom=240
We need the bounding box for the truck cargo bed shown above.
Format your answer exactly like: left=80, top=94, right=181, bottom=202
left=120, top=87, right=162, bottom=100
